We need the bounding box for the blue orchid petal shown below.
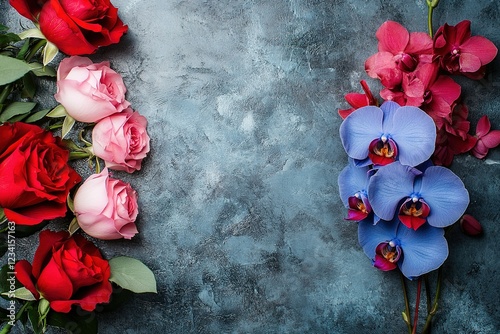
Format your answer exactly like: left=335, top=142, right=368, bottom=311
left=379, top=101, right=401, bottom=131
left=340, top=106, right=383, bottom=160
left=358, top=218, right=398, bottom=259
left=420, top=166, right=470, bottom=228
left=368, top=162, right=416, bottom=221
left=338, top=161, right=371, bottom=206
left=396, top=223, right=448, bottom=279
left=389, top=106, right=436, bottom=167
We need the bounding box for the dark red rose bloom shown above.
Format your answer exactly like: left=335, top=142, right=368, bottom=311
left=433, top=20, right=498, bottom=79
left=15, top=230, right=113, bottom=313
left=9, top=0, right=128, bottom=55
left=0, top=122, right=81, bottom=225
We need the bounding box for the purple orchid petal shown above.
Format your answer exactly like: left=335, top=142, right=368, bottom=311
left=419, top=166, right=469, bottom=228
left=338, top=161, right=371, bottom=207
left=397, top=223, right=448, bottom=279
left=389, top=106, right=436, bottom=167
left=358, top=218, right=399, bottom=260
left=340, top=106, right=383, bottom=160
left=368, top=162, right=417, bottom=221
left=379, top=101, right=400, bottom=131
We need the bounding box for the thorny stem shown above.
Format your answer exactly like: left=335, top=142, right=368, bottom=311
left=400, top=271, right=413, bottom=334
left=412, top=277, right=423, bottom=334
left=422, top=267, right=443, bottom=334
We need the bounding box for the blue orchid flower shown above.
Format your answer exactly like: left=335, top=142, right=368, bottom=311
left=339, top=101, right=436, bottom=167
left=358, top=217, right=448, bottom=279
left=338, top=160, right=378, bottom=223
left=367, top=161, right=469, bottom=230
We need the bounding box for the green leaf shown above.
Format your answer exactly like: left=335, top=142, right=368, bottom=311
left=24, top=109, right=50, bottom=123
left=0, top=102, right=37, bottom=123
left=28, top=63, right=57, bottom=77
left=0, top=55, right=32, bottom=85
left=0, top=33, right=21, bottom=48
left=21, top=73, right=36, bottom=99
left=61, top=114, right=75, bottom=139
left=18, top=28, right=45, bottom=40
left=109, top=257, right=157, bottom=293
left=47, top=309, right=97, bottom=334
left=46, top=104, right=67, bottom=118
left=27, top=303, right=44, bottom=334
left=42, top=41, right=58, bottom=66
left=2, top=287, right=36, bottom=301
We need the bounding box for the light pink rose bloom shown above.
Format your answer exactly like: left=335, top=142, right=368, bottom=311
left=92, top=108, right=150, bottom=173
left=55, top=56, right=130, bottom=123
left=74, top=168, right=139, bottom=240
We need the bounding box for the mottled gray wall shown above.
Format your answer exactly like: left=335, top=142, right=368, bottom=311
left=1, top=0, right=499, bottom=333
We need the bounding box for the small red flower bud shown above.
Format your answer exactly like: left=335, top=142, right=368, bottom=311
left=459, top=214, right=483, bottom=236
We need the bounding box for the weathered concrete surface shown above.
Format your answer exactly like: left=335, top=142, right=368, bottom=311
left=1, top=0, right=499, bottom=333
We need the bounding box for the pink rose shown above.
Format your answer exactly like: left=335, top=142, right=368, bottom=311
left=74, top=168, right=139, bottom=240
left=92, top=108, right=150, bottom=173
left=55, top=56, right=130, bottom=123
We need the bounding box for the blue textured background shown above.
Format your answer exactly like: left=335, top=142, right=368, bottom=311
left=1, top=0, right=500, bottom=333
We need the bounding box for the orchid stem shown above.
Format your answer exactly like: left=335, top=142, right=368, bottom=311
left=422, top=267, right=443, bottom=334
left=412, top=277, right=422, bottom=334
left=427, top=5, right=434, bottom=38
left=400, top=272, right=413, bottom=334
left=424, top=275, right=431, bottom=314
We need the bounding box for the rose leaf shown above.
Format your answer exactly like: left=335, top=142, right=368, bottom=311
left=109, top=256, right=157, bottom=294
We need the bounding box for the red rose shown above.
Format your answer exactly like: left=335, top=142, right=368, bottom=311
left=15, top=230, right=113, bottom=313
left=0, top=122, right=81, bottom=225
left=9, top=0, right=128, bottom=55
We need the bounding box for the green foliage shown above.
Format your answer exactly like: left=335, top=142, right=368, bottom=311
left=109, top=256, right=157, bottom=294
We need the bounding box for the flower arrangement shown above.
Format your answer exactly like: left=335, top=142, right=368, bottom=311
left=337, top=1, right=498, bottom=333
left=0, top=0, right=155, bottom=333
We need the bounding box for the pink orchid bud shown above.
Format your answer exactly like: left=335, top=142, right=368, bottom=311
left=459, top=214, right=483, bottom=236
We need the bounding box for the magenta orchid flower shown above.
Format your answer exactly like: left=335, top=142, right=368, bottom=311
left=365, top=21, right=433, bottom=89
left=471, top=115, right=500, bottom=159
left=338, top=160, right=376, bottom=222
left=358, top=217, right=448, bottom=279
left=433, top=20, right=498, bottom=79
left=367, top=161, right=469, bottom=230
left=339, top=101, right=436, bottom=167
left=381, top=62, right=461, bottom=128
left=433, top=103, right=477, bottom=166
left=338, top=80, right=378, bottom=119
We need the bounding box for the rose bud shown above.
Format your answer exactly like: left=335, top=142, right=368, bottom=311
left=74, top=168, right=139, bottom=240
left=459, top=214, right=483, bottom=236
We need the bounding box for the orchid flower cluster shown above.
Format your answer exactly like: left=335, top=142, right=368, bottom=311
left=339, top=20, right=500, bottom=166
left=337, top=2, right=498, bottom=333
left=0, top=1, right=156, bottom=333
